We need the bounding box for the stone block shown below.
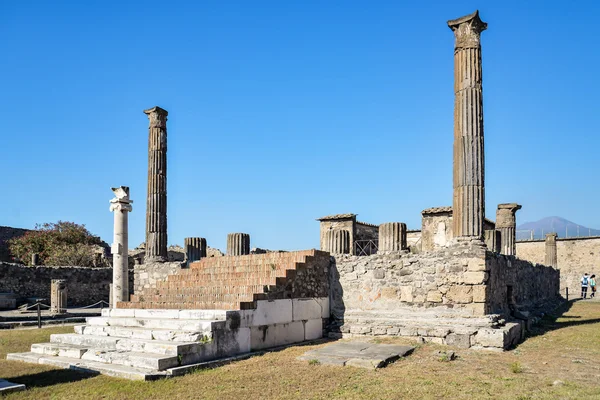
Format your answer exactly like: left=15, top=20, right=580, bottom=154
left=315, top=297, right=330, bottom=318
left=467, top=258, right=487, bottom=272
left=250, top=321, right=305, bottom=351
left=381, top=287, right=398, bottom=299
left=399, top=286, right=413, bottom=302
left=472, top=285, right=486, bottom=303
left=215, top=327, right=251, bottom=358
left=304, top=319, right=323, bottom=340
left=134, top=309, right=180, bottom=319
left=109, top=309, right=135, bottom=318
left=445, top=333, right=471, bottom=349
left=292, top=298, right=322, bottom=322
left=252, top=299, right=293, bottom=326
left=474, top=328, right=506, bottom=348
left=446, top=285, right=473, bottom=303
left=462, top=271, right=489, bottom=284
left=466, top=303, right=487, bottom=316
left=426, top=291, right=443, bottom=303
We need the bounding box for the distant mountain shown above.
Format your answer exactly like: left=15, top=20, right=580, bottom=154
left=516, top=216, right=600, bottom=240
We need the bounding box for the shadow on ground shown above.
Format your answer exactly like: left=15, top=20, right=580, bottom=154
left=5, top=367, right=98, bottom=388
left=526, top=299, right=600, bottom=339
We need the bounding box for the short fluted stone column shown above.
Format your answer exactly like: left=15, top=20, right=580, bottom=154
left=448, top=11, right=487, bottom=240
left=144, top=106, right=168, bottom=263
left=545, top=233, right=558, bottom=268
left=378, top=222, right=407, bottom=252
left=185, top=237, right=207, bottom=266
left=110, top=186, right=133, bottom=306
left=227, top=233, right=250, bottom=256
left=496, top=203, right=522, bottom=255
left=50, top=279, right=67, bottom=314
left=325, top=229, right=350, bottom=254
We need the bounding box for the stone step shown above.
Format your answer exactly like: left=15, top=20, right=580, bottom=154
left=85, top=316, right=225, bottom=332
left=100, top=308, right=228, bottom=320
left=117, top=301, right=247, bottom=310
left=81, top=349, right=179, bottom=370
left=31, top=342, right=89, bottom=358
left=50, top=334, right=203, bottom=356
left=128, top=294, right=261, bottom=304
left=157, top=277, right=281, bottom=288
left=74, top=324, right=210, bottom=342
left=6, top=352, right=166, bottom=380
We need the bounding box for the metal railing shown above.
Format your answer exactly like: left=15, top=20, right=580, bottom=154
left=354, top=240, right=378, bottom=256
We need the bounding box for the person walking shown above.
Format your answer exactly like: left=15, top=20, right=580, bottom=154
left=581, top=273, right=590, bottom=299
left=590, top=274, right=596, bottom=299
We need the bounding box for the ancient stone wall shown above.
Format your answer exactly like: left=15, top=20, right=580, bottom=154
left=330, top=242, right=488, bottom=319
left=133, top=261, right=183, bottom=294
left=485, top=253, right=560, bottom=316
left=516, top=237, right=600, bottom=297
left=0, top=262, right=128, bottom=306
left=421, top=208, right=453, bottom=252
left=0, top=226, right=30, bottom=262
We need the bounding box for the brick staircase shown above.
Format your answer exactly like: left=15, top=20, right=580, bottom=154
left=119, top=250, right=329, bottom=310
left=7, top=250, right=331, bottom=380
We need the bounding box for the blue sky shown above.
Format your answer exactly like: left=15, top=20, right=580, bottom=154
left=1, top=1, right=599, bottom=251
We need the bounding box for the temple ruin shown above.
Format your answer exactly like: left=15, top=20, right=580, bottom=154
left=8, top=10, right=563, bottom=380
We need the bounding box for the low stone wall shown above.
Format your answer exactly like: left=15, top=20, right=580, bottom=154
left=0, top=262, right=125, bottom=306
left=516, top=237, right=600, bottom=297
left=486, top=253, right=561, bottom=316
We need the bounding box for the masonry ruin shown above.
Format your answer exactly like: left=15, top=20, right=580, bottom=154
left=8, top=10, right=564, bottom=380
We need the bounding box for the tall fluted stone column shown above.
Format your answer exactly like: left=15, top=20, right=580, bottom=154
left=545, top=233, right=558, bottom=268
left=110, top=186, right=133, bottom=306
left=496, top=203, right=522, bottom=255
left=448, top=11, right=487, bottom=240
left=227, top=233, right=250, bottom=256
left=185, top=237, right=207, bottom=266
left=378, top=222, right=407, bottom=252
left=325, top=229, right=350, bottom=254
left=144, top=106, right=168, bottom=263
left=50, top=279, right=67, bottom=314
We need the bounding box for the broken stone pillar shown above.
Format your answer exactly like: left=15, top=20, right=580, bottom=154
left=325, top=229, right=350, bottom=254
left=185, top=237, right=207, bottom=266
left=227, top=233, right=250, bottom=256
left=31, top=253, right=39, bottom=266
left=50, top=279, right=67, bottom=314
left=484, top=229, right=501, bottom=253
left=144, top=106, right=168, bottom=263
left=545, top=233, right=558, bottom=268
left=448, top=11, right=487, bottom=240
left=496, top=203, right=522, bottom=255
left=378, top=222, right=407, bottom=252
left=110, top=186, right=133, bottom=306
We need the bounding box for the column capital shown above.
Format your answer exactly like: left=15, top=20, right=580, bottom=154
left=109, top=186, right=133, bottom=212
left=496, top=203, right=522, bottom=228
left=143, top=106, right=168, bottom=128
left=545, top=232, right=558, bottom=242
left=448, top=10, right=487, bottom=49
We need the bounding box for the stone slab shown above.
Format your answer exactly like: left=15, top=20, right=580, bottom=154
left=0, top=379, right=25, bottom=393
left=297, top=341, right=414, bottom=369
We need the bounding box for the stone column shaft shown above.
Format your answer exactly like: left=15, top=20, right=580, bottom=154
left=449, top=11, right=487, bottom=240
left=378, top=222, right=407, bottom=252
left=545, top=233, right=558, bottom=268
left=227, top=233, right=250, bottom=256
left=185, top=237, right=207, bottom=266
left=496, top=203, right=522, bottom=255
left=110, top=186, right=133, bottom=306
left=325, top=229, right=350, bottom=254
left=144, top=106, right=168, bottom=262
left=50, top=279, right=67, bottom=314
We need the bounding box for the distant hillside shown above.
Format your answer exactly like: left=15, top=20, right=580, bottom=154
left=516, top=216, right=600, bottom=240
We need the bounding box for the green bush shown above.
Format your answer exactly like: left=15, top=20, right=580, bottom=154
left=8, top=221, right=104, bottom=267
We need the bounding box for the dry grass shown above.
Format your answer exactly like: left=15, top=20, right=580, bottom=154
left=1, top=301, right=600, bottom=399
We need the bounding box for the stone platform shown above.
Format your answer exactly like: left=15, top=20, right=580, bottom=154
left=298, top=341, right=414, bottom=369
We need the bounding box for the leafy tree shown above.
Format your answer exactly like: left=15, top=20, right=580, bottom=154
left=8, top=221, right=105, bottom=267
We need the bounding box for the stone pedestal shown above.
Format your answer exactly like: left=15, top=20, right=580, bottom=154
left=325, top=230, right=350, bottom=254
left=50, top=279, right=67, bottom=314
left=144, top=106, right=168, bottom=263
left=448, top=11, right=487, bottom=240
left=496, top=203, right=522, bottom=255
left=378, top=222, right=407, bottom=252
left=545, top=233, right=558, bottom=268
left=185, top=237, right=207, bottom=266
left=227, top=233, right=250, bottom=256
left=110, top=186, right=133, bottom=307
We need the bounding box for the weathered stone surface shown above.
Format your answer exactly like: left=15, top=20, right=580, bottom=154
left=184, top=237, right=206, bottom=267
left=495, top=203, right=521, bottom=255
left=226, top=233, right=250, bottom=256
left=448, top=10, right=487, bottom=239
left=144, top=106, right=168, bottom=263
left=50, top=279, right=67, bottom=314
left=110, top=186, right=133, bottom=305
left=325, top=229, right=351, bottom=255
left=545, top=233, right=558, bottom=268
left=446, top=285, right=472, bottom=303
left=444, top=333, right=471, bottom=349
left=298, top=342, right=414, bottom=369
left=378, top=222, right=407, bottom=252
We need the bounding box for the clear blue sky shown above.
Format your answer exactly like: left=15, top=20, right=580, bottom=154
left=1, top=1, right=599, bottom=251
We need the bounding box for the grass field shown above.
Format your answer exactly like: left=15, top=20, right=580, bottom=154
left=1, top=301, right=599, bottom=399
